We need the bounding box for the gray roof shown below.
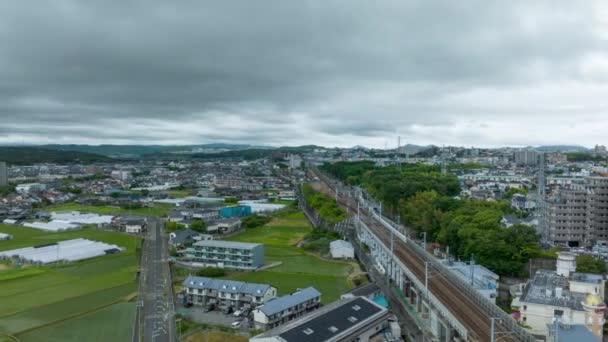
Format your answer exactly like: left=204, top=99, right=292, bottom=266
left=520, top=270, right=586, bottom=311
left=193, top=239, right=261, bottom=250
left=183, top=276, right=271, bottom=296
left=273, top=297, right=387, bottom=342
left=171, top=229, right=198, bottom=244
left=330, top=240, right=353, bottom=250
left=343, top=283, right=381, bottom=297
left=259, top=287, right=321, bottom=316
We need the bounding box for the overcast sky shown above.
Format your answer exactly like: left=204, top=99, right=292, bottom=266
left=1, top=1, right=607, bottom=148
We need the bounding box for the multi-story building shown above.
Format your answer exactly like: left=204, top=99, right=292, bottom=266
left=184, top=240, right=264, bottom=270
left=0, top=161, right=7, bottom=186
left=594, top=144, right=607, bottom=157
left=110, top=170, right=130, bottom=182
left=183, top=276, right=276, bottom=311
left=547, top=176, right=608, bottom=247
left=514, top=149, right=539, bottom=166
left=511, top=253, right=606, bottom=339
left=251, top=296, right=389, bottom=342
left=253, top=287, right=322, bottom=331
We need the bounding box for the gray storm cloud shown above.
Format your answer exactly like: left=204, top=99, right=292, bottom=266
left=0, top=1, right=607, bottom=147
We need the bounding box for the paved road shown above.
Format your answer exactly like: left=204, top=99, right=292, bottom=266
left=142, top=219, right=175, bottom=342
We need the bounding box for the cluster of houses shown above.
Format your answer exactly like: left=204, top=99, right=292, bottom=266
left=181, top=275, right=395, bottom=342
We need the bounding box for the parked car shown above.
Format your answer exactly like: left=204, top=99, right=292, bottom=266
left=222, top=306, right=233, bottom=315
left=233, top=309, right=243, bottom=317
left=231, top=321, right=241, bottom=328
left=203, top=303, right=215, bottom=312
left=184, top=302, right=193, bottom=308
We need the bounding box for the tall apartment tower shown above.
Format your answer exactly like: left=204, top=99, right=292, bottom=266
left=0, top=161, right=7, bottom=186
left=513, top=149, right=539, bottom=166
left=547, top=176, right=608, bottom=247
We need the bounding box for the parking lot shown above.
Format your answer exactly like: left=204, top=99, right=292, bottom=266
left=176, top=302, right=254, bottom=332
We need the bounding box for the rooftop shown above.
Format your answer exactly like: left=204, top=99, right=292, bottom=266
left=192, top=239, right=261, bottom=250
left=253, top=297, right=388, bottom=342
left=258, top=287, right=321, bottom=316
left=183, top=276, right=271, bottom=296
left=329, top=240, right=353, bottom=249
left=342, top=283, right=381, bottom=298
left=520, top=270, right=586, bottom=311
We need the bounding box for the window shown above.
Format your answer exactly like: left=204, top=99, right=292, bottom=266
left=348, top=316, right=358, bottom=323
left=352, top=304, right=361, bottom=311
left=328, top=326, right=338, bottom=333
left=302, top=328, right=314, bottom=335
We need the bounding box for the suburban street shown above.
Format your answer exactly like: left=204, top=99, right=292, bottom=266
left=142, top=219, right=175, bottom=342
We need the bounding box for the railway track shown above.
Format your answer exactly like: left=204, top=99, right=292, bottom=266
left=309, top=171, right=521, bottom=341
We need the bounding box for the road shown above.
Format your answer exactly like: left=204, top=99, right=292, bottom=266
left=142, top=219, right=175, bottom=342
left=309, top=170, right=525, bottom=342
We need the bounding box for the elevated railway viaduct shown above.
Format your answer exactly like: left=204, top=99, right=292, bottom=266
left=305, top=169, right=535, bottom=342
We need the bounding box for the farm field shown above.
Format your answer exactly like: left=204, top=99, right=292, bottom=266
left=223, top=214, right=355, bottom=303
left=44, top=202, right=173, bottom=217
left=0, top=225, right=141, bottom=337
left=17, top=302, right=136, bottom=342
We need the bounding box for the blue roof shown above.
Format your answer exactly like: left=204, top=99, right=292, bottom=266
left=259, top=287, right=321, bottom=316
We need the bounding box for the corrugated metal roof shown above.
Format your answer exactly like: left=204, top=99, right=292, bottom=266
left=183, top=276, right=271, bottom=295
left=259, top=287, right=321, bottom=316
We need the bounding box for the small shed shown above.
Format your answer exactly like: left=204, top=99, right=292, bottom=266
left=330, top=240, right=354, bottom=259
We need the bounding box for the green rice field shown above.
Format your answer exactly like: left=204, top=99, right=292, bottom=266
left=222, top=215, right=356, bottom=303
left=0, top=225, right=140, bottom=339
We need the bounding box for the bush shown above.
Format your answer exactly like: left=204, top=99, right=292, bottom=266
left=242, top=214, right=272, bottom=229
left=166, top=221, right=186, bottom=232
left=196, top=267, right=226, bottom=278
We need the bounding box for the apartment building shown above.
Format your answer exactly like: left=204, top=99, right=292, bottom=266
left=251, top=296, right=389, bottom=342
left=253, top=287, right=322, bottom=331
left=514, top=149, right=539, bottom=166
left=547, top=176, right=608, bottom=247
left=183, top=276, right=276, bottom=311
left=184, top=240, right=264, bottom=270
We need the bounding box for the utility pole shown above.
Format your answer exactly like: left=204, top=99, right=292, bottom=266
left=553, top=314, right=560, bottom=342
left=490, top=317, right=501, bottom=342
left=424, top=261, right=429, bottom=298
left=422, top=232, right=427, bottom=251
left=470, top=254, right=475, bottom=286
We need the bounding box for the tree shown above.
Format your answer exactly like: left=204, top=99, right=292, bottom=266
left=189, top=220, right=207, bottom=233
left=401, top=190, right=443, bottom=238
left=576, top=255, right=607, bottom=274
left=166, top=221, right=186, bottom=232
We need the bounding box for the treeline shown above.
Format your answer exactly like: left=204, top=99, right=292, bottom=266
left=406, top=191, right=540, bottom=276
left=566, top=152, right=606, bottom=162
left=322, top=161, right=541, bottom=277
left=322, top=161, right=460, bottom=213
left=302, top=184, right=346, bottom=224
left=0, top=147, right=110, bottom=165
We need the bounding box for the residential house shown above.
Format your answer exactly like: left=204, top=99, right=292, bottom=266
left=253, top=287, right=322, bottom=330
left=183, top=276, right=276, bottom=311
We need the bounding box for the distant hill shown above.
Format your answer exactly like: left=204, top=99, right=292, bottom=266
left=0, top=147, right=111, bottom=165
left=413, top=145, right=440, bottom=157
left=535, top=145, right=589, bottom=152
left=398, top=144, right=431, bottom=155
left=38, top=144, right=258, bottom=157
left=188, top=145, right=320, bottom=161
